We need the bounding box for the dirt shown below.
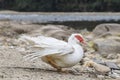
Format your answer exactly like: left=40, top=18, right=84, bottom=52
left=0, top=20, right=119, bottom=80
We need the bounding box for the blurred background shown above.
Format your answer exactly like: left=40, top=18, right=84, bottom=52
left=0, top=0, right=120, bottom=12
left=0, top=0, right=120, bottom=30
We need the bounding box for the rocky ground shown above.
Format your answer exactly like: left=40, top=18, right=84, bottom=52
left=0, top=20, right=120, bottom=80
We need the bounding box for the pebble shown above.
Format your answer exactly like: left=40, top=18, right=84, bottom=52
left=109, top=72, right=120, bottom=79
left=92, top=58, right=105, bottom=65
left=97, top=75, right=105, bottom=79
left=113, top=70, right=120, bottom=74
left=105, top=62, right=120, bottom=70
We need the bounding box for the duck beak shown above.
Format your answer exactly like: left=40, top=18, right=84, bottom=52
left=81, top=41, right=87, bottom=45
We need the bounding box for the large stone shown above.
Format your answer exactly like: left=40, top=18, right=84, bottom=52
left=93, top=37, right=120, bottom=57
left=29, top=25, right=75, bottom=41
left=90, top=23, right=120, bottom=58
left=92, top=23, right=120, bottom=37
left=0, top=21, right=75, bottom=41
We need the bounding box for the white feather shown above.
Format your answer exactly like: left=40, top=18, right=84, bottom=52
left=21, top=35, right=74, bottom=61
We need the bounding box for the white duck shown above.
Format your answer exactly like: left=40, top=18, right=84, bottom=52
left=22, top=33, right=85, bottom=72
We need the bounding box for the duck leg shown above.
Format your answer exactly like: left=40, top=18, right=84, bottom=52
left=45, top=56, right=70, bottom=73
left=45, top=56, right=62, bottom=72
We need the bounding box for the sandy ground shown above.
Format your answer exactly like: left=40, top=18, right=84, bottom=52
left=0, top=43, right=99, bottom=80
left=0, top=20, right=119, bottom=80
left=0, top=21, right=93, bottom=80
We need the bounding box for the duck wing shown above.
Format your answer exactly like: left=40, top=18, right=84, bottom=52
left=21, top=35, right=74, bottom=61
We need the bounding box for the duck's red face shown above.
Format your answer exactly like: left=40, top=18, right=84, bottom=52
left=75, top=35, right=85, bottom=44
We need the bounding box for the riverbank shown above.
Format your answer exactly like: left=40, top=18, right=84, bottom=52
left=0, top=10, right=120, bottom=15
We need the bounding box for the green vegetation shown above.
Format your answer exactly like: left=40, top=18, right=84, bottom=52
left=0, top=0, right=120, bottom=12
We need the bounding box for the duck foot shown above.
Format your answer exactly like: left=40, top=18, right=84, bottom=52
left=57, top=68, right=70, bottom=74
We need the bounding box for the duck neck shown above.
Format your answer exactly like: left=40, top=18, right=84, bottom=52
left=68, top=37, right=78, bottom=45
left=68, top=36, right=84, bottom=60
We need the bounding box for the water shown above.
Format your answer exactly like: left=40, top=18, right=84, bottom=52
left=0, top=13, right=120, bottom=30
left=0, top=13, right=120, bottom=23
